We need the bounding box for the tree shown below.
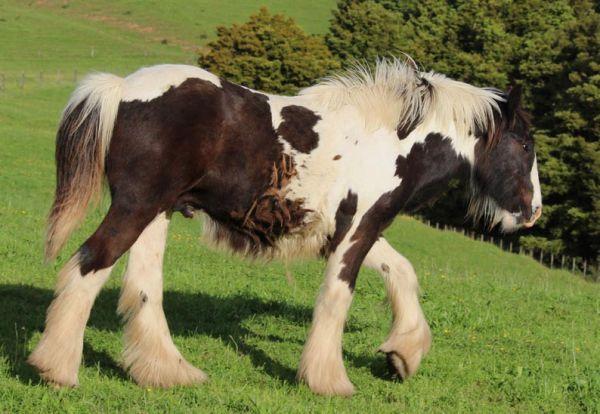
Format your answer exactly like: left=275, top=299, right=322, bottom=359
left=529, top=0, right=600, bottom=258
left=327, top=0, right=599, bottom=260
left=326, top=1, right=403, bottom=65
left=197, top=7, right=339, bottom=94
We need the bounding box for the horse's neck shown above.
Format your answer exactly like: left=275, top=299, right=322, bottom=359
left=390, top=114, right=474, bottom=207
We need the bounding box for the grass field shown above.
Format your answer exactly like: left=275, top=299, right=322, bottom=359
left=0, top=0, right=335, bottom=79
left=0, top=2, right=599, bottom=413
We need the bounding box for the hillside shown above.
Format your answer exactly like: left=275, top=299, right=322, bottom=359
left=0, top=2, right=598, bottom=412
left=0, top=1, right=335, bottom=78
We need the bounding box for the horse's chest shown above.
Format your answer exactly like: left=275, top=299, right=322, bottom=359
left=190, top=137, right=310, bottom=247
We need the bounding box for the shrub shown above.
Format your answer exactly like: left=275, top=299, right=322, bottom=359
left=197, top=7, right=340, bottom=94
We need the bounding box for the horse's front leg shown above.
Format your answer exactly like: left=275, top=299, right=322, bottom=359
left=298, top=216, right=379, bottom=396
left=363, top=237, right=431, bottom=380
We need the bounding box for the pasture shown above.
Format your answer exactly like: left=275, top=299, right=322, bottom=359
left=0, top=1, right=598, bottom=412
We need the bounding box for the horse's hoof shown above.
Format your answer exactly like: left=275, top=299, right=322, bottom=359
left=384, top=350, right=408, bottom=381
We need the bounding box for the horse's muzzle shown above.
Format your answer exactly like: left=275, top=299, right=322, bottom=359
left=522, top=206, right=542, bottom=228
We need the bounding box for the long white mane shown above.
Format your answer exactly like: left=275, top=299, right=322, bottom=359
left=300, top=58, right=503, bottom=137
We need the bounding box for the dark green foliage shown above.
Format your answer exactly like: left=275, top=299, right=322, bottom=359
left=328, top=0, right=599, bottom=260
left=199, top=2, right=598, bottom=259
left=326, top=0, right=402, bottom=64
left=197, top=7, right=339, bottom=94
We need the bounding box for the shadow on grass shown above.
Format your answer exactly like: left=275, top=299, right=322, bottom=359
left=0, top=284, right=323, bottom=386
left=0, top=283, right=392, bottom=388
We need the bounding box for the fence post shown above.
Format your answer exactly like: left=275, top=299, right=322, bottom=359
left=583, top=260, right=587, bottom=276
left=539, top=250, right=544, bottom=264
left=19, top=72, right=25, bottom=90
left=509, top=241, right=513, bottom=252
left=530, top=249, right=534, bottom=258
left=572, top=257, right=576, bottom=272
left=561, top=255, right=565, bottom=269
left=480, top=234, right=484, bottom=242
left=500, top=239, right=503, bottom=250
left=436, top=222, right=439, bottom=229
left=550, top=253, right=554, bottom=269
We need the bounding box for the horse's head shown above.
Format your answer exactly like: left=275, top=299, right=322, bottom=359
left=470, top=86, right=542, bottom=232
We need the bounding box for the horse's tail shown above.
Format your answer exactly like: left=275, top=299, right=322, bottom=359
left=45, top=73, right=124, bottom=261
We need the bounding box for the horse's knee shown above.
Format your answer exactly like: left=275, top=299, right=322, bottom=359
left=78, top=203, right=158, bottom=275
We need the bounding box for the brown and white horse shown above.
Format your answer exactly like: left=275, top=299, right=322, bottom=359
left=29, top=59, right=542, bottom=396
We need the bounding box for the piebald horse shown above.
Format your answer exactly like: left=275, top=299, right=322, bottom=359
left=29, top=59, right=542, bottom=396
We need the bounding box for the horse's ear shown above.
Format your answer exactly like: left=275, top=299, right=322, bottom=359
left=506, top=84, right=523, bottom=113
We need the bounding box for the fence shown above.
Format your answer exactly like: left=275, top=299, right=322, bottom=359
left=0, top=47, right=201, bottom=92
left=420, top=219, right=599, bottom=282
left=0, top=69, right=85, bottom=93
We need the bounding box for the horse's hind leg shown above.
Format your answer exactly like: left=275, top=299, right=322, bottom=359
left=363, top=238, right=431, bottom=380
left=118, top=212, right=207, bottom=387
left=28, top=202, right=156, bottom=387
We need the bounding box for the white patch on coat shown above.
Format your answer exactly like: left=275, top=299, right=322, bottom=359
left=284, top=104, right=402, bottom=219
left=530, top=155, right=542, bottom=209
left=121, top=64, right=221, bottom=102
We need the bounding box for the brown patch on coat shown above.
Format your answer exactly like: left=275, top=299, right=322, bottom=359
left=333, top=154, right=342, bottom=160
left=394, top=133, right=469, bottom=212
left=277, top=105, right=321, bottom=153
left=323, top=191, right=358, bottom=256
left=395, top=154, right=407, bottom=178
left=72, top=77, right=314, bottom=273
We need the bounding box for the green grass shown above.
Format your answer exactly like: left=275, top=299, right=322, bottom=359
left=0, top=0, right=335, bottom=81
left=0, top=2, right=599, bottom=412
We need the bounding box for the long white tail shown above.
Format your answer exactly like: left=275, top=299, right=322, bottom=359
left=46, top=73, right=124, bottom=260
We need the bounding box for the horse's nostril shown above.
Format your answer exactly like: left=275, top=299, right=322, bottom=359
left=523, top=205, right=542, bottom=228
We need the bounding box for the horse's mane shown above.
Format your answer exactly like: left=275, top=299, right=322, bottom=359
left=299, top=58, right=503, bottom=143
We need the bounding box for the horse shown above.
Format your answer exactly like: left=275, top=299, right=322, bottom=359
left=28, top=58, right=542, bottom=396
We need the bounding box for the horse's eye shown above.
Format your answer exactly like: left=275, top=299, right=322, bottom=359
left=522, top=143, right=529, bottom=152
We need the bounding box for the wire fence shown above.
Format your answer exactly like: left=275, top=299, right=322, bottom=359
left=0, top=69, right=85, bottom=92
left=0, top=55, right=194, bottom=91
left=420, top=219, right=599, bottom=282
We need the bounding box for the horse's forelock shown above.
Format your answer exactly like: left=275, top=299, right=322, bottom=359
left=483, top=97, right=532, bottom=152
